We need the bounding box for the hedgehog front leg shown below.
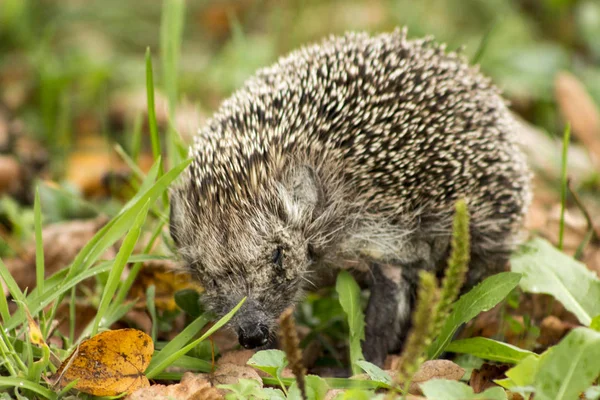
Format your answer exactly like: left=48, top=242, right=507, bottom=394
left=363, top=262, right=418, bottom=366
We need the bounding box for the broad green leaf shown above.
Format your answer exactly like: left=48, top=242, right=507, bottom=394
left=511, top=238, right=600, bottom=326
left=356, top=360, right=392, bottom=385
left=247, top=350, right=288, bottom=379
left=533, top=327, right=600, bottom=400
left=445, top=337, right=537, bottom=364
left=260, top=388, right=286, bottom=400
left=503, top=354, right=541, bottom=387
left=591, top=315, right=600, bottom=332
left=336, top=270, right=365, bottom=375
left=174, top=289, right=203, bottom=317
left=288, top=375, right=329, bottom=400
left=220, top=378, right=271, bottom=400
left=427, top=272, right=521, bottom=359
left=420, top=379, right=507, bottom=400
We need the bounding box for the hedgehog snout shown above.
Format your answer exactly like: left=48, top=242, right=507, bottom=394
left=238, top=323, right=270, bottom=349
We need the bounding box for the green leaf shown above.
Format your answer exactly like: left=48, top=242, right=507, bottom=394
left=420, top=379, right=507, bottom=400
left=174, top=289, right=203, bottom=317
left=511, top=238, right=600, bottom=326
left=305, top=375, right=330, bottom=400
left=247, top=350, right=288, bottom=394
left=336, top=270, right=365, bottom=375
left=503, top=354, right=541, bottom=387
left=288, top=375, right=329, bottom=400
left=445, top=337, right=537, bottom=364
left=259, top=388, right=287, bottom=400
left=427, top=272, right=521, bottom=359
left=591, top=315, right=600, bottom=332
left=247, top=350, right=288, bottom=379
left=533, top=327, right=600, bottom=400
left=220, top=378, right=272, bottom=400
left=356, top=360, right=392, bottom=385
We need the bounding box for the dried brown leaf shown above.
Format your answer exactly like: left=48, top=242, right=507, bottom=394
left=127, top=372, right=222, bottom=400
left=210, top=362, right=262, bottom=388
left=555, top=71, right=600, bottom=164
left=469, top=363, right=509, bottom=394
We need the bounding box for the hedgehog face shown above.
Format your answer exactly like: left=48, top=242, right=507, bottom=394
left=198, top=223, right=310, bottom=349
left=169, top=165, right=322, bottom=348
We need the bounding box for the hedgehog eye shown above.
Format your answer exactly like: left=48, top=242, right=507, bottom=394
left=307, top=244, right=316, bottom=263
left=272, top=246, right=284, bottom=268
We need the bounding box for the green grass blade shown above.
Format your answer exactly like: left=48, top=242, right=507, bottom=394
left=9, top=254, right=167, bottom=326
left=91, top=200, right=150, bottom=336
left=113, top=219, right=166, bottom=306
left=0, top=377, right=57, bottom=399
left=146, top=297, right=246, bottom=379
left=558, top=122, right=571, bottom=251
left=145, top=313, right=211, bottom=378
left=65, top=157, right=186, bottom=281
left=145, top=47, right=161, bottom=165
left=0, top=258, right=26, bottom=305
left=0, top=261, right=11, bottom=323
left=34, top=187, right=44, bottom=295
left=471, top=20, right=497, bottom=64
left=261, top=376, right=388, bottom=391
left=160, top=0, right=186, bottom=168
left=5, top=262, right=113, bottom=330
left=114, top=143, right=145, bottom=182
left=0, top=330, right=18, bottom=376
left=79, top=301, right=137, bottom=341
left=131, top=112, right=143, bottom=163
left=160, top=0, right=185, bottom=113
left=69, top=286, right=75, bottom=345
left=147, top=284, right=157, bottom=342
left=168, top=354, right=212, bottom=372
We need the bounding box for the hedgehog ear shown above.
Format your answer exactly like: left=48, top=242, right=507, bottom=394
left=281, top=165, right=323, bottom=223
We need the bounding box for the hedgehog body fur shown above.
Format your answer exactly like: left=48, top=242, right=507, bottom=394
left=170, top=28, right=531, bottom=365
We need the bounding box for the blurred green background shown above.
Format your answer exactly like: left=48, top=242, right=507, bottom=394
left=0, top=0, right=599, bottom=176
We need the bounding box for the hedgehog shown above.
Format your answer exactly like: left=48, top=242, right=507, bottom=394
left=169, top=28, right=531, bottom=366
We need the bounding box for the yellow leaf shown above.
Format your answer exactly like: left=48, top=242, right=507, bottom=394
left=24, top=307, right=46, bottom=347
left=53, top=328, right=154, bottom=396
